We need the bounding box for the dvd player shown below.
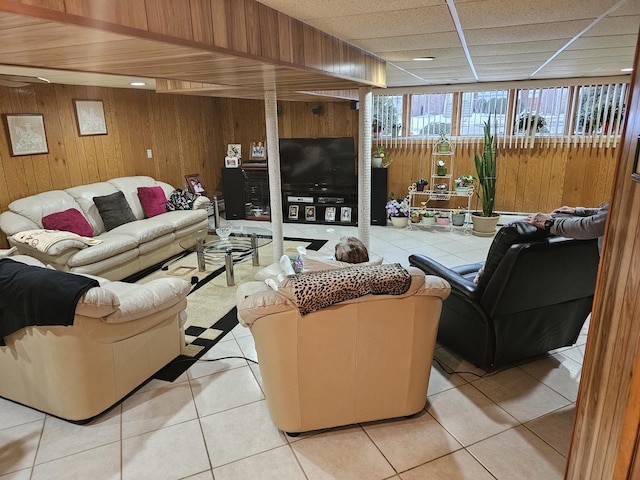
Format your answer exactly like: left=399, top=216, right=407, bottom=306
left=318, top=197, right=345, bottom=204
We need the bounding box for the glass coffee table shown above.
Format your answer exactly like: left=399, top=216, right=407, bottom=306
left=195, top=225, right=273, bottom=286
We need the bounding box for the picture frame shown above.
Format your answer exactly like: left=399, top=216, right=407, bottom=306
left=341, top=206, right=352, bottom=223
left=225, top=156, right=240, bottom=168
left=3, top=113, right=49, bottom=156
left=250, top=141, right=266, bottom=160
left=632, top=135, right=640, bottom=184
left=227, top=144, right=241, bottom=158
left=325, top=206, right=336, bottom=222
left=74, top=100, right=107, bottom=136
left=288, top=204, right=299, bottom=220
left=305, top=206, right=316, bottom=221
left=185, top=173, right=206, bottom=196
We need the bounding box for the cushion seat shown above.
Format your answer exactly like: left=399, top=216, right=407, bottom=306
left=67, top=233, right=139, bottom=267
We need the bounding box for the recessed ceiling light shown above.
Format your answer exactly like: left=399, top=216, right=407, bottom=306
left=413, top=57, right=435, bottom=61
left=130, top=81, right=146, bottom=86
left=621, top=68, right=633, bottom=72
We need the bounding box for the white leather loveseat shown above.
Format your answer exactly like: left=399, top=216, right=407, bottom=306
left=0, top=255, right=190, bottom=422
left=0, top=176, right=209, bottom=280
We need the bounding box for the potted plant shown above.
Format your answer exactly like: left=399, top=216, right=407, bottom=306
left=416, top=177, right=428, bottom=191
left=436, top=133, right=452, bottom=153
left=472, top=114, right=500, bottom=236
left=410, top=210, right=422, bottom=223
left=372, top=145, right=393, bottom=168
left=420, top=210, right=436, bottom=225
left=515, top=113, right=547, bottom=134
left=451, top=208, right=466, bottom=226
left=436, top=159, right=448, bottom=176
left=436, top=211, right=451, bottom=225
left=385, top=193, right=410, bottom=228
left=454, top=174, right=476, bottom=193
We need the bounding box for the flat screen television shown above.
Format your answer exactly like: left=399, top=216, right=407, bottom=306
left=279, top=137, right=356, bottom=191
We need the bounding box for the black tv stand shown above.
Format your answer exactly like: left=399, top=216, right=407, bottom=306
left=282, top=187, right=357, bottom=226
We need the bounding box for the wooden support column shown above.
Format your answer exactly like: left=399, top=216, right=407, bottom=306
left=358, top=87, right=373, bottom=249
left=264, top=89, right=283, bottom=260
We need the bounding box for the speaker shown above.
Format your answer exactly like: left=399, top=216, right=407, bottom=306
left=221, top=168, right=246, bottom=219
left=371, top=167, right=388, bottom=225
left=350, top=100, right=359, bottom=110
left=311, top=105, right=322, bottom=115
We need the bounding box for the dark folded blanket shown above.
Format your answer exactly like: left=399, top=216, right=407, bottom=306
left=284, top=263, right=411, bottom=316
left=0, top=259, right=99, bottom=345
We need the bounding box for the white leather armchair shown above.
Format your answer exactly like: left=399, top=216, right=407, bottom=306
left=236, top=265, right=450, bottom=434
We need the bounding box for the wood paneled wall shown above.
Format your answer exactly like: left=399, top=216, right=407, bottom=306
left=384, top=141, right=615, bottom=213
left=566, top=30, right=640, bottom=479
left=0, top=82, right=615, bottom=249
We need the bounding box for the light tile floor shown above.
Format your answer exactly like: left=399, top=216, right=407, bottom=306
left=0, top=217, right=587, bottom=480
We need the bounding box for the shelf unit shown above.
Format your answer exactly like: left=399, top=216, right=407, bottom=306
left=410, top=139, right=473, bottom=232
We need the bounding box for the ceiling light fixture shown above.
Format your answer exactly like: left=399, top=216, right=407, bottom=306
left=130, top=81, right=146, bottom=86
left=621, top=68, right=633, bottom=72
left=36, top=76, right=50, bottom=83
left=413, top=57, right=435, bottom=61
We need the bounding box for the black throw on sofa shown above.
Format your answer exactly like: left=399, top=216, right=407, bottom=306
left=409, top=221, right=600, bottom=370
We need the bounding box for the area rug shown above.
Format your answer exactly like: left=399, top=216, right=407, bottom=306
left=140, top=237, right=327, bottom=381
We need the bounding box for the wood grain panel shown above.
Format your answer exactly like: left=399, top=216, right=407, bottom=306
left=144, top=0, right=193, bottom=39
left=258, top=3, right=279, bottom=61
left=244, top=0, right=260, bottom=56
left=227, top=0, right=248, bottom=53
left=210, top=0, right=229, bottom=49
left=303, top=24, right=322, bottom=70
left=189, top=0, right=214, bottom=44
left=276, top=11, right=292, bottom=64
left=64, top=0, right=149, bottom=30
left=17, top=0, right=64, bottom=10
left=567, top=31, right=640, bottom=479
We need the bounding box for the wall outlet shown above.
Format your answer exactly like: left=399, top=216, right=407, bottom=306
left=146, top=149, right=153, bottom=159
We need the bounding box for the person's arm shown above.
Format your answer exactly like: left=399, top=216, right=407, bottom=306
left=551, top=203, right=608, bottom=239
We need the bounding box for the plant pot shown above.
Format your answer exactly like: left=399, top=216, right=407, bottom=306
left=372, top=156, right=383, bottom=168
left=451, top=213, right=465, bottom=226
left=390, top=216, right=409, bottom=228
left=438, top=145, right=450, bottom=153
left=436, top=217, right=450, bottom=225
left=454, top=186, right=472, bottom=195
left=471, top=213, right=500, bottom=237
left=421, top=216, right=436, bottom=225
left=437, top=167, right=448, bottom=176
left=416, top=181, right=427, bottom=192
left=410, top=214, right=421, bottom=223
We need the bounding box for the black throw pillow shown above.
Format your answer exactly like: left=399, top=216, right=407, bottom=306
left=93, top=191, right=137, bottom=231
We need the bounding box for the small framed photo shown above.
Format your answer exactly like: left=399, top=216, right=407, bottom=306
left=250, top=141, right=266, bottom=160
left=225, top=156, right=240, bottom=168
left=227, top=144, right=241, bottom=158
left=185, top=173, right=206, bottom=195
left=325, top=206, right=336, bottom=222
left=305, top=206, right=316, bottom=221
left=3, top=113, right=49, bottom=156
left=341, top=206, right=352, bottom=223
left=288, top=204, right=299, bottom=220
left=74, top=100, right=107, bottom=136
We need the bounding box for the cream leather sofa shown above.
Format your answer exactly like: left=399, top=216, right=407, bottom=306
left=0, top=176, right=209, bottom=280
left=236, top=265, right=451, bottom=434
left=0, top=255, right=190, bottom=422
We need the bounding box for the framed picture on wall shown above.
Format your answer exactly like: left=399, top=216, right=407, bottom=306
left=305, top=206, right=316, bottom=221
left=3, top=113, right=49, bottom=156
left=250, top=141, right=266, bottom=160
left=74, top=100, right=107, bottom=136
left=341, top=206, right=352, bottom=223
left=288, top=205, right=299, bottom=220
left=185, top=173, right=206, bottom=196
left=227, top=144, right=241, bottom=158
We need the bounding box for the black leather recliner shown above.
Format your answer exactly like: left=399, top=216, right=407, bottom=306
left=409, top=221, right=600, bottom=370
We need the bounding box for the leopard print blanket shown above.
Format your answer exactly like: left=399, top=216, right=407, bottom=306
left=283, top=263, right=411, bottom=316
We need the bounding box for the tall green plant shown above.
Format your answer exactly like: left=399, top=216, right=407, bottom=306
left=474, top=115, right=497, bottom=217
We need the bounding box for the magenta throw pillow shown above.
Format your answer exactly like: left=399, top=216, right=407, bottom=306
left=42, top=208, right=93, bottom=237
left=138, top=186, right=167, bottom=218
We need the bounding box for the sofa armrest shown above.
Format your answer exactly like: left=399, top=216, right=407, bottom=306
left=86, top=278, right=191, bottom=323
left=0, top=211, right=39, bottom=237
left=192, top=195, right=210, bottom=210
left=409, top=254, right=482, bottom=300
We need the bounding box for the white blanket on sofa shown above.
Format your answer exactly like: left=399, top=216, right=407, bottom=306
left=13, top=229, right=102, bottom=253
